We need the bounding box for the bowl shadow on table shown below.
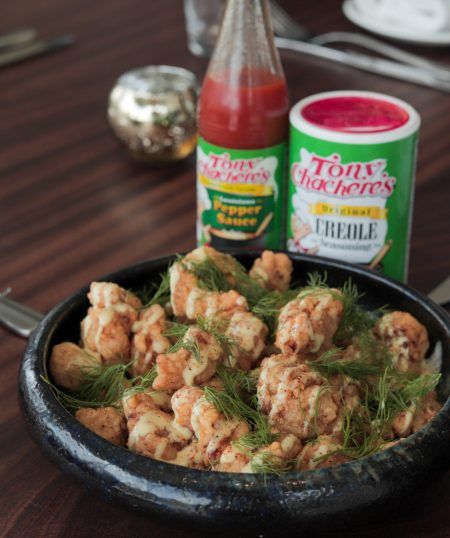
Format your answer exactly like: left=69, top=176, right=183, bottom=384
left=20, top=253, right=450, bottom=537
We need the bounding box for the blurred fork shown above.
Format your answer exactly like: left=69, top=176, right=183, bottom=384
left=270, top=0, right=450, bottom=82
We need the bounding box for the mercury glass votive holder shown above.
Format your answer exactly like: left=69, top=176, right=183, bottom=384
left=108, top=65, right=199, bottom=164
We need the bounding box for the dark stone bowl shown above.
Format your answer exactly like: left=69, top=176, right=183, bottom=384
left=19, top=253, right=450, bottom=535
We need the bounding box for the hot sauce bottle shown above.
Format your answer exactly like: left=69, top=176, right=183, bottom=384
left=197, top=0, right=289, bottom=251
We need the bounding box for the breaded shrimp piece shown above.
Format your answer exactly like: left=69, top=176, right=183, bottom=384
left=412, top=391, right=441, bottom=431
left=171, top=386, right=204, bottom=431
left=213, top=445, right=251, bottom=472
left=374, top=311, right=429, bottom=373
left=191, top=397, right=249, bottom=465
left=49, top=342, right=101, bottom=391
left=172, top=440, right=206, bottom=469
left=250, top=251, right=293, bottom=292
left=296, top=435, right=350, bottom=470
left=81, top=282, right=140, bottom=365
left=391, top=390, right=441, bottom=437
left=75, top=406, right=127, bottom=446
left=153, top=326, right=223, bottom=392
left=169, top=247, right=248, bottom=320
left=184, top=288, right=248, bottom=321
left=184, top=246, right=241, bottom=285
left=276, top=289, right=344, bottom=356
left=131, top=304, right=171, bottom=377
left=215, top=434, right=301, bottom=473
left=258, top=358, right=359, bottom=440
left=123, top=393, right=192, bottom=461
left=257, top=354, right=299, bottom=413
left=88, top=281, right=141, bottom=309
left=81, top=304, right=137, bottom=365
left=225, top=311, right=268, bottom=370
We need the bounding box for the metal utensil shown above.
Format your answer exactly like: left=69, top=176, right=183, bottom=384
left=270, top=1, right=450, bottom=77
left=0, top=289, right=43, bottom=338
left=428, top=276, right=450, bottom=307
left=0, top=28, right=37, bottom=50
left=270, top=0, right=450, bottom=90
left=0, top=34, right=74, bottom=68
left=275, top=37, right=450, bottom=92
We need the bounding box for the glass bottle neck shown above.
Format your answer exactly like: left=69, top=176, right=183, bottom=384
left=206, top=0, right=284, bottom=85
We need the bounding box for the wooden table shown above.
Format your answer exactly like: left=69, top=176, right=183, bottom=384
left=1, top=0, right=449, bottom=536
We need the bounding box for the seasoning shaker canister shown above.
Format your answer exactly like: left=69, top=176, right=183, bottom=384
left=287, top=90, right=420, bottom=282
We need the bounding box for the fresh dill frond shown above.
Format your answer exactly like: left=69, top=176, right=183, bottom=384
left=233, top=426, right=278, bottom=451
left=164, top=320, right=190, bottom=340
left=181, top=256, right=231, bottom=293
left=306, top=271, right=329, bottom=289
left=196, top=316, right=236, bottom=364
left=124, top=365, right=158, bottom=397
left=251, top=289, right=298, bottom=336
left=168, top=336, right=201, bottom=362
left=216, top=364, right=256, bottom=395
left=397, top=373, right=441, bottom=408
left=250, top=452, right=293, bottom=480
left=42, top=360, right=130, bottom=411
left=138, top=269, right=171, bottom=308
left=205, top=366, right=275, bottom=450
left=309, top=342, right=384, bottom=380
left=230, top=261, right=268, bottom=308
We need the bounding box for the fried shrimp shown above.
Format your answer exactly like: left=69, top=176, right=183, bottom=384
left=276, top=289, right=344, bottom=356
left=153, top=326, right=223, bottom=392
left=191, top=397, right=249, bottom=465
left=170, top=246, right=248, bottom=320
left=87, top=282, right=141, bottom=310
left=214, top=434, right=301, bottom=473
left=75, top=406, right=127, bottom=446
left=81, top=282, right=140, bottom=365
left=225, top=311, right=268, bottom=370
left=250, top=250, right=293, bottom=292
left=296, top=435, right=350, bottom=470
left=391, top=390, right=441, bottom=437
left=131, top=304, right=171, bottom=377
left=374, top=311, right=429, bottom=373
left=49, top=248, right=443, bottom=475
left=171, top=386, right=204, bottom=431
left=123, top=393, right=192, bottom=461
left=49, top=342, right=101, bottom=391
left=258, top=357, right=359, bottom=440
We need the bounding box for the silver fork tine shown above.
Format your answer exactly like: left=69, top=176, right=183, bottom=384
left=270, top=1, right=311, bottom=40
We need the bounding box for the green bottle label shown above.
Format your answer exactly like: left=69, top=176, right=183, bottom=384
left=287, top=128, right=418, bottom=282
left=197, top=137, right=286, bottom=250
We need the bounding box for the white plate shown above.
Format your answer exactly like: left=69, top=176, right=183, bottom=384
left=343, top=0, right=450, bottom=46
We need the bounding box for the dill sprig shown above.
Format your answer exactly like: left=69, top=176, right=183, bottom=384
left=251, top=289, right=299, bottom=336
left=168, top=334, right=201, bottom=362
left=181, top=254, right=269, bottom=308
left=123, top=365, right=158, bottom=397
left=297, top=272, right=384, bottom=344
left=138, top=269, right=171, bottom=308
left=309, top=335, right=389, bottom=380
left=181, top=255, right=231, bottom=293
left=42, top=360, right=130, bottom=411
left=322, top=367, right=442, bottom=462
left=204, top=366, right=276, bottom=451
left=250, top=452, right=294, bottom=481
left=164, top=320, right=190, bottom=340
left=196, top=316, right=237, bottom=364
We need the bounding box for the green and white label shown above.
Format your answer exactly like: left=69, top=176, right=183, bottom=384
left=288, top=129, right=418, bottom=282
left=197, top=137, right=286, bottom=249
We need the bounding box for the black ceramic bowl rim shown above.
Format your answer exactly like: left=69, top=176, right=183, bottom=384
left=20, top=253, right=450, bottom=530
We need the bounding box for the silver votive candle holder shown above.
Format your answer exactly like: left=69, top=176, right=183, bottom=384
left=108, top=65, right=199, bottom=164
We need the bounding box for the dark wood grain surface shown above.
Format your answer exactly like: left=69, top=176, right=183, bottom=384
left=1, top=0, right=449, bottom=536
